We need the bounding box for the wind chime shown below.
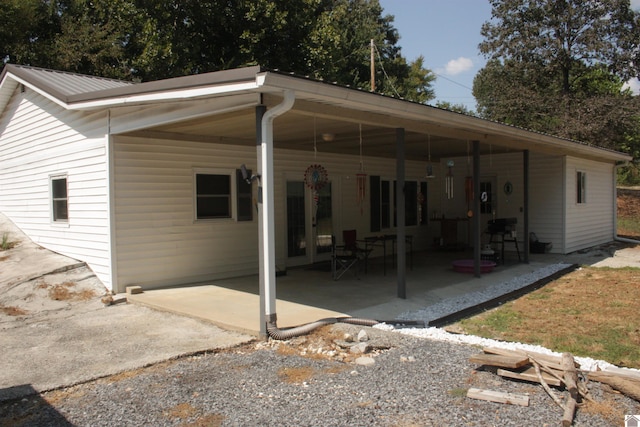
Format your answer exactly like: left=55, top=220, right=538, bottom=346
left=425, top=134, right=436, bottom=179
left=465, top=141, right=475, bottom=217
left=445, top=160, right=455, bottom=199
left=356, top=124, right=367, bottom=215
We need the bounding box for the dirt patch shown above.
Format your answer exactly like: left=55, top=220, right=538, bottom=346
left=38, top=281, right=97, bottom=302
left=0, top=304, right=28, bottom=316
left=163, top=402, right=225, bottom=427
left=618, top=188, right=640, bottom=215
left=278, top=366, right=316, bottom=384
left=618, top=188, right=640, bottom=239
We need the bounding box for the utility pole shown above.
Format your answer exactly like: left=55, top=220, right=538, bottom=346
left=370, top=39, right=375, bottom=92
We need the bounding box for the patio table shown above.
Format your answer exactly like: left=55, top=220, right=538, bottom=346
left=364, top=234, right=413, bottom=275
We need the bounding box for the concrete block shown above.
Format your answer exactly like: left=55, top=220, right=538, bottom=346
left=126, top=285, right=143, bottom=295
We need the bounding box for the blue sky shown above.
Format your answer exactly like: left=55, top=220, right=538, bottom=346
left=379, top=0, right=640, bottom=111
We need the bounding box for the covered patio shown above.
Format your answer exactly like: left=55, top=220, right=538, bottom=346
left=109, top=67, right=628, bottom=337
left=126, top=248, right=585, bottom=336
left=1, top=65, right=629, bottom=338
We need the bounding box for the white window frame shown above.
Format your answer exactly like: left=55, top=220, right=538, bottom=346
left=50, top=174, right=69, bottom=224
left=193, top=168, right=237, bottom=221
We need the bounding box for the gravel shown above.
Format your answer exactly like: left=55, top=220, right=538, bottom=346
left=2, top=322, right=639, bottom=426
left=396, top=263, right=573, bottom=325
left=2, top=262, right=639, bottom=426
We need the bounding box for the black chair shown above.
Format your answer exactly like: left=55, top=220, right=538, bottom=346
left=486, top=218, right=521, bottom=263
left=331, top=235, right=360, bottom=280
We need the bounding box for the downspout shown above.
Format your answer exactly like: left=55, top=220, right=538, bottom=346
left=259, top=90, right=384, bottom=340
left=614, top=161, right=640, bottom=245
left=260, top=90, right=295, bottom=333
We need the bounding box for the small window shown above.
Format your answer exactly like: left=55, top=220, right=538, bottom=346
left=577, top=171, right=586, bottom=204
left=196, top=173, right=231, bottom=219
left=51, top=176, right=69, bottom=222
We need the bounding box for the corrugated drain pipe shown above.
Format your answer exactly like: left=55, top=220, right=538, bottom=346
left=267, top=317, right=380, bottom=341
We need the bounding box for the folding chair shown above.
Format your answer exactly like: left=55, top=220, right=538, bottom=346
left=342, top=229, right=372, bottom=263
left=331, top=230, right=373, bottom=280
left=331, top=235, right=359, bottom=280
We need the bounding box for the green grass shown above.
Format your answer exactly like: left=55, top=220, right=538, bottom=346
left=1, top=232, right=11, bottom=251
left=618, top=217, right=640, bottom=239
left=454, top=267, right=640, bottom=368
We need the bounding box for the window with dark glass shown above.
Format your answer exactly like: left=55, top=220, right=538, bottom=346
left=577, top=171, right=586, bottom=204
left=51, top=176, right=68, bottom=222
left=196, top=174, right=231, bottom=219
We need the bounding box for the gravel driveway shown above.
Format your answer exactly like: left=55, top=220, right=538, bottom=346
left=2, top=212, right=639, bottom=426
left=2, top=323, right=638, bottom=426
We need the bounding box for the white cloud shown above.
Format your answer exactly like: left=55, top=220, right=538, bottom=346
left=444, top=57, right=474, bottom=75
left=631, top=0, right=640, bottom=10
left=623, top=78, right=640, bottom=95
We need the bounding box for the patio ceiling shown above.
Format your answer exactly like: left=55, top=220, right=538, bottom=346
left=129, top=100, right=514, bottom=163
left=123, top=75, right=630, bottom=164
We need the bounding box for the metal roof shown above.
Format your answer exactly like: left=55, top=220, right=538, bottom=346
left=1, top=64, right=135, bottom=99
left=0, top=64, right=632, bottom=163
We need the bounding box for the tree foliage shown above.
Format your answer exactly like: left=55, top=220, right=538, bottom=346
left=474, top=0, right=640, bottom=172
left=0, top=0, right=435, bottom=103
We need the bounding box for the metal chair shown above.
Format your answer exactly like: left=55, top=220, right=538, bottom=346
left=331, top=230, right=373, bottom=280
left=331, top=235, right=359, bottom=280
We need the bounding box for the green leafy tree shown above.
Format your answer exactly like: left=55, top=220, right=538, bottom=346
left=0, top=0, right=435, bottom=102
left=474, top=0, right=640, bottom=164
left=0, top=0, right=61, bottom=66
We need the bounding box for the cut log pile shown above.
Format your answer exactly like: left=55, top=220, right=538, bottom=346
left=468, top=347, right=640, bottom=426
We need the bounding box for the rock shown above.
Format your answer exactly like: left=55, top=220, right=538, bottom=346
left=357, top=330, right=369, bottom=342
left=343, top=333, right=354, bottom=343
left=355, top=357, right=375, bottom=366
left=334, top=340, right=356, bottom=349
left=350, top=342, right=370, bottom=354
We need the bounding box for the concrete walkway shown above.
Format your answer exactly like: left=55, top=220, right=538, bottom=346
left=0, top=214, right=252, bottom=402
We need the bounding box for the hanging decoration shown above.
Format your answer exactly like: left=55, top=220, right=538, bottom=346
left=304, top=117, right=329, bottom=210
left=465, top=141, right=474, bottom=217
left=304, top=164, right=329, bottom=207
left=356, top=124, right=367, bottom=215
left=425, top=134, right=435, bottom=179
left=417, top=190, right=425, bottom=223
left=445, top=160, right=454, bottom=199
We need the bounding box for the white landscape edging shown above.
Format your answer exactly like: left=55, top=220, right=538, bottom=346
left=375, top=263, right=640, bottom=374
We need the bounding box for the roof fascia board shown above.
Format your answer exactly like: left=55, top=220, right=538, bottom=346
left=258, top=71, right=631, bottom=163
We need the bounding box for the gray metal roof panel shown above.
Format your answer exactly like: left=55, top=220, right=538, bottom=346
left=1, top=64, right=136, bottom=102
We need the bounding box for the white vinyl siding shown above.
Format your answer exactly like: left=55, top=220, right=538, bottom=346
left=528, top=152, right=564, bottom=253
left=565, top=157, right=614, bottom=252
left=0, top=86, right=112, bottom=289
left=112, top=135, right=434, bottom=290
left=113, top=136, right=259, bottom=290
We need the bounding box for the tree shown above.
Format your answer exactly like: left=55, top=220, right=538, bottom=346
left=0, top=0, right=435, bottom=102
left=0, top=0, right=62, bottom=66
left=474, top=0, right=640, bottom=159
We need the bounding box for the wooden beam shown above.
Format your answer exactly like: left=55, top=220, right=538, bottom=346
left=467, top=388, right=530, bottom=406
